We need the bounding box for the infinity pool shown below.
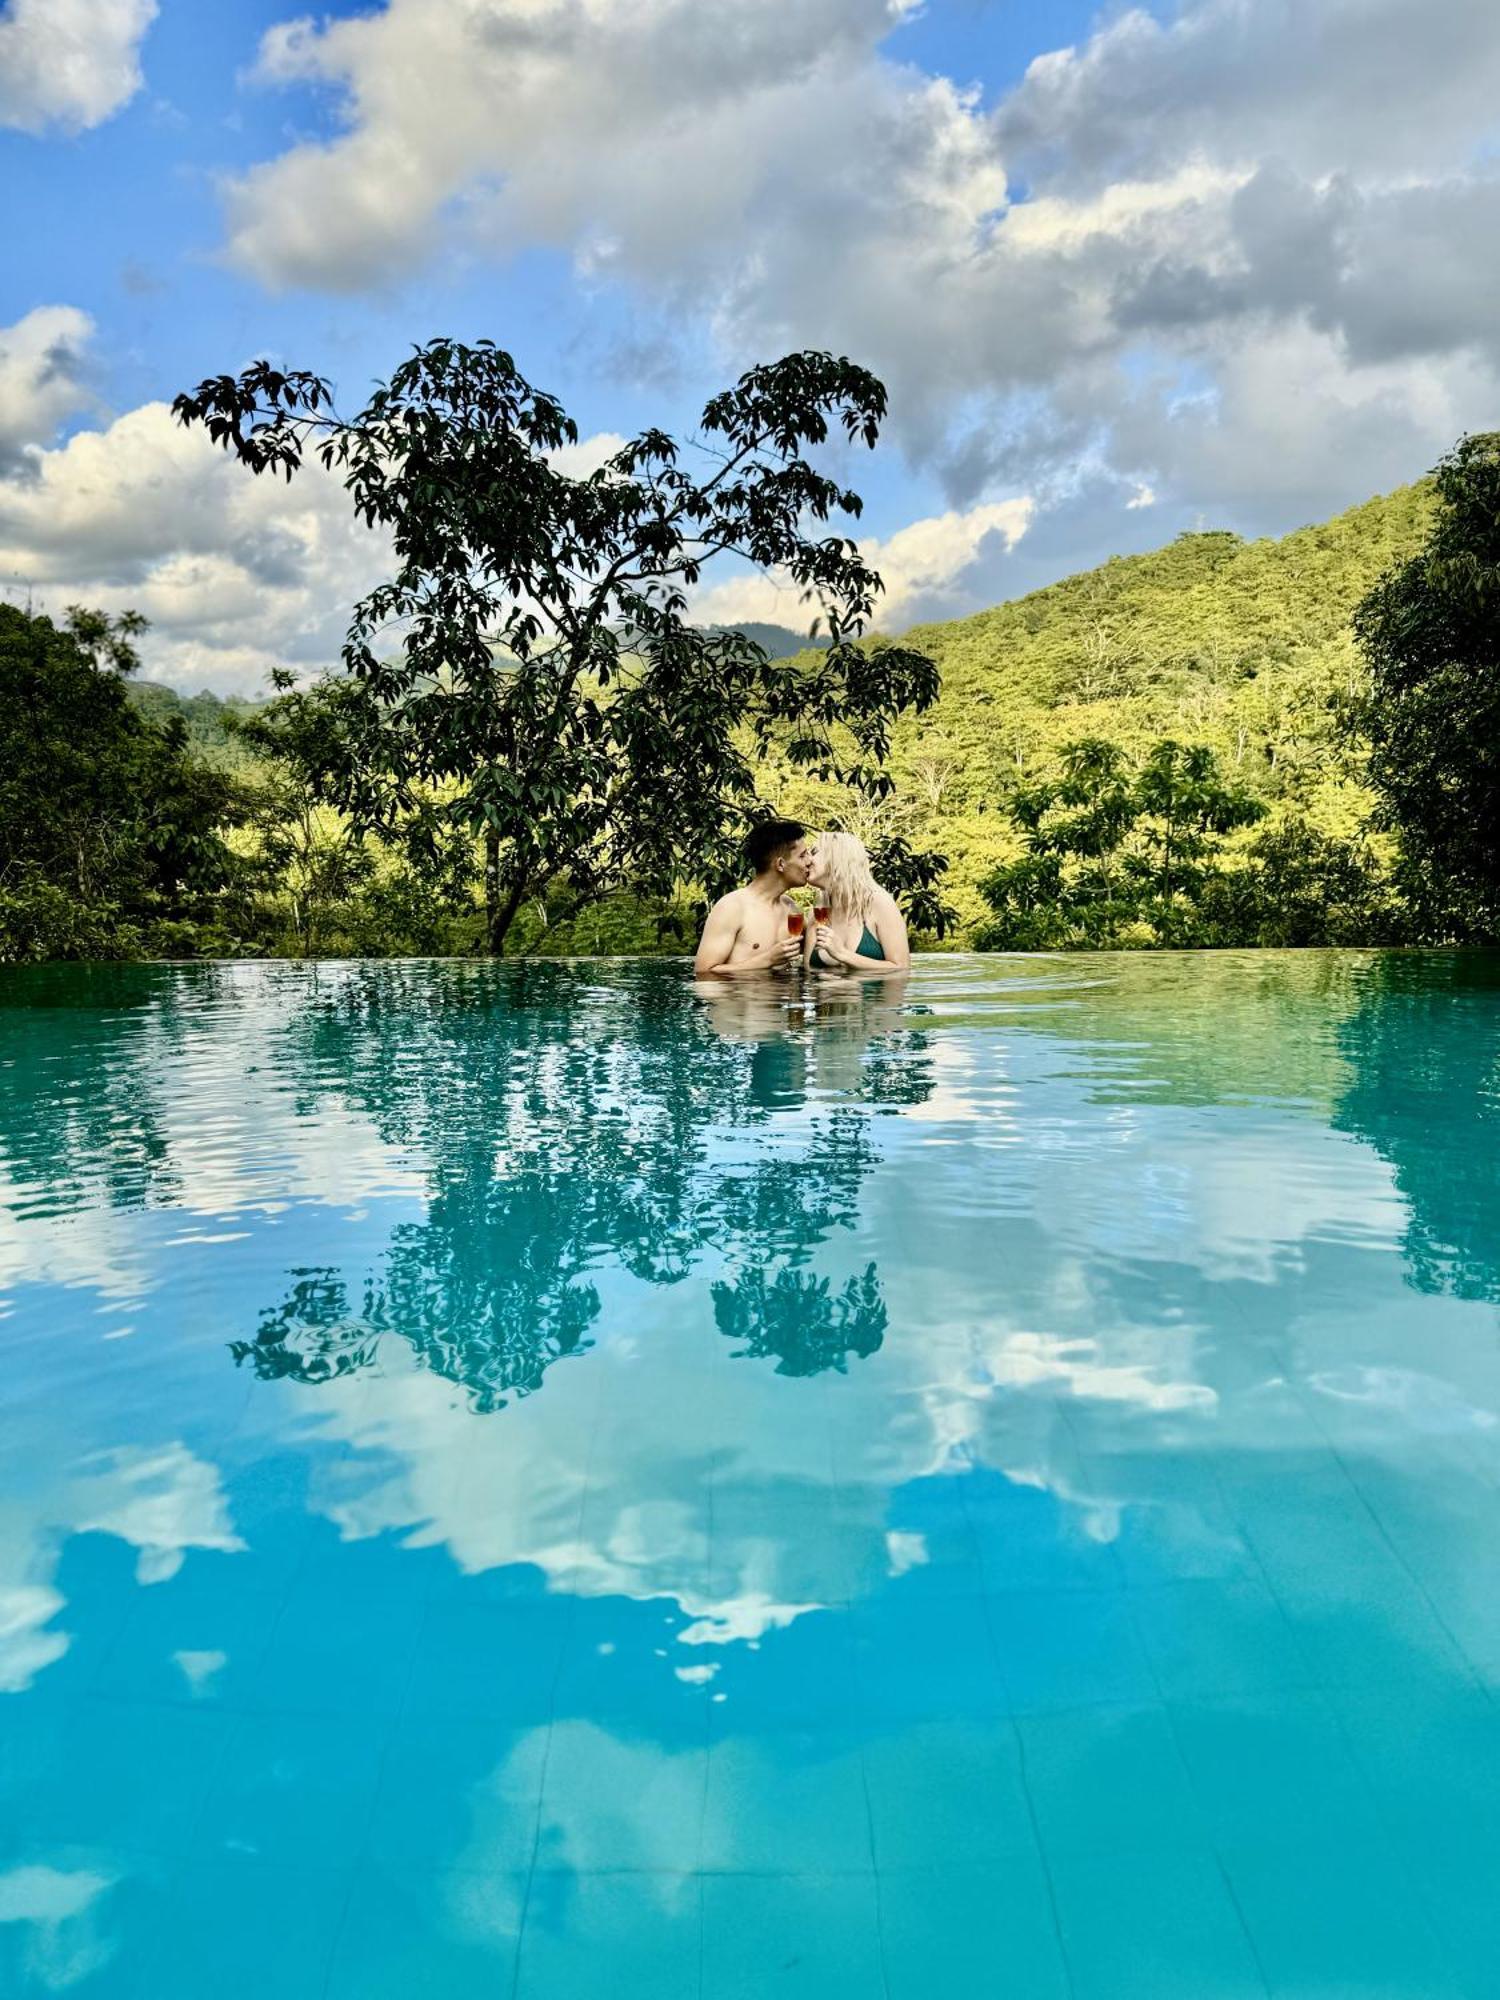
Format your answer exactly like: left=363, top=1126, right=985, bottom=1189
left=3, top=952, right=1500, bottom=1996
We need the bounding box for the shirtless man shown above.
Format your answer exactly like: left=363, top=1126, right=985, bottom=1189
left=694, top=819, right=813, bottom=978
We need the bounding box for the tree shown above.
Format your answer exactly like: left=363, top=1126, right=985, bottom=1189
left=1132, top=739, right=1267, bottom=905
left=0, top=602, right=244, bottom=959
left=231, top=678, right=374, bottom=956
left=1352, top=431, right=1500, bottom=938
left=175, top=342, right=941, bottom=953
left=974, top=737, right=1265, bottom=949
left=1194, top=821, right=1401, bottom=947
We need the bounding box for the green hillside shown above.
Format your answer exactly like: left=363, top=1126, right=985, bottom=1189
left=113, top=480, right=1438, bottom=956
left=779, top=482, right=1436, bottom=934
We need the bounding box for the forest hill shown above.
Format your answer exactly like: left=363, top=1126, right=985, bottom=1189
left=3, top=434, right=1498, bottom=960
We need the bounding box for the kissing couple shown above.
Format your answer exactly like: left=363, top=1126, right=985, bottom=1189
left=694, top=819, right=910, bottom=980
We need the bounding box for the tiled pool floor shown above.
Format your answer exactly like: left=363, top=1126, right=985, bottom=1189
left=3, top=953, right=1500, bottom=1994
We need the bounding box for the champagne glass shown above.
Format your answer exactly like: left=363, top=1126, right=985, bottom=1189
left=786, top=909, right=805, bottom=939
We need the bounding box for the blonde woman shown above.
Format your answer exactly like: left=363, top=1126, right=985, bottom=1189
left=805, top=831, right=912, bottom=976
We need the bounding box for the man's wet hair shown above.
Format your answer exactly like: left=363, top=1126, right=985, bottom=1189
left=744, top=818, right=806, bottom=873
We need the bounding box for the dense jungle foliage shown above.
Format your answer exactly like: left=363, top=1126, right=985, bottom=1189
left=4, top=437, right=1498, bottom=963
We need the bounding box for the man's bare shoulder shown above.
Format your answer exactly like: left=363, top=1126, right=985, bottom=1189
left=707, top=887, right=751, bottom=919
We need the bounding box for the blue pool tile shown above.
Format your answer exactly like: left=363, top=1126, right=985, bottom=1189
left=365, top=1714, right=549, bottom=1875
left=552, top=1601, right=712, bottom=1726
left=0, top=1693, right=234, bottom=1862
left=293, top=1522, right=451, bottom=1602
left=1332, top=1475, right=1500, bottom=1669
left=1351, top=1464, right=1500, bottom=1584
left=427, top=1558, right=554, bottom=1605
left=538, top=1718, right=707, bottom=1872
left=1049, top=1847, right=1269, bottom=2000
left=1230, top=1475, right=1483, bottom=1688
left=173, top=1526, right=313, bottom=1601
left=707, top=1607, right=858, bottom=1728
left=1328, top=1682, right=1500, bottom=1851
left=837, top=1482, right=984, bottom=1601
left=1277, top=1579, right=1479, bottom=1693
left=186, top=1456, right=317, bottom=1596
left=1222, top=1464, right=1397, bottom=1594
left=879, top=1859, right=1071, bottom=2000
left=862, top=1717, right=1039, bottom=1867
left=1168, top=1691, right=1378, bottom=1848
left=989, top=1588, right=1157, bottom=1714
left=1099, top=1459, right=1261, bottom=1588
left=965, top=1476, right=1126, bottom=1593
left=701, top=1871, right=884, bottom=2000
left=195, top=1708, right=390, bottom=1863
left=403, top=1598, right=570, bottom=1724
left=24, top=1532, right=137, bottom=1693
left=92, top=1854, right=351, bottom=2000
left=325, top=1863, right=527, bottom=1998
left=1017, top=1701, right=1206, bottom=1854
left=516, top=1871, right=701, bottom=1999
left=254, top=1585, right=426, bottom=1718
left=706, top=1482, right=836, bottom=1601
left=701, top=1727, right=871, bottom=1874
left=852, top=1590, right=1007, bottom=1722
left=92, top=1582, right=284, bottom=1708
left=1222, top=1837, right=1467, bottom=1998
left=1395, top=1830, right=1500, bottom=1995
left=1129, top=1578, right=1314, bottom=1700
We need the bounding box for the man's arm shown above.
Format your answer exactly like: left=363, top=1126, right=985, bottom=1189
left=695, top=894, right=746, bottom=977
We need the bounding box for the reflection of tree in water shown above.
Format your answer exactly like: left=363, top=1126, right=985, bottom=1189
left=233, top=1269, right=381, bottom=1386
left=712, top=1263, right=886, bottom=1376
left=232, top=964, right=931, bottom=1407
left=0, top=962, right=224, bottom=1220
left=1334, top=951, right=1500, bottom=1301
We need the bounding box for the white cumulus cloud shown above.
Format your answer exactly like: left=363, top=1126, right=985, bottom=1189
left=0, top=305, right=95, bottom=472
left=692, top=496, right=1033, bottom=635
left=219, top=0, right=1500, bottom=538
left=0, top=369, right=390, bottom=695
left=0, top=0, right=157, bottom=135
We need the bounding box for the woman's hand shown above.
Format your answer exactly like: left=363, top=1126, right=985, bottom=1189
left=813, top=924, right=855, bottom=968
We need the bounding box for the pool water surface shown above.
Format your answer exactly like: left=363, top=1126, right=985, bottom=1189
left=3, top=951, right=1500, bottom=1996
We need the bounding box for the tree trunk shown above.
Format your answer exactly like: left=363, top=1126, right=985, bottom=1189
left=487, top=875, right=527, bottom=957
left=484, top=827, right=501, bottom=952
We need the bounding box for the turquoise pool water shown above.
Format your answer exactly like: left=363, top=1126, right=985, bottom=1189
left=3, top=951, right=1500, bottom=1996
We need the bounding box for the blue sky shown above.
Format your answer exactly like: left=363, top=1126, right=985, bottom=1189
left=2, top=0, right=1498, bottom=691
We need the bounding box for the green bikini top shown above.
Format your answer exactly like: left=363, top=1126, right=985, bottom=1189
left=856, top=923, right=886, bottom=961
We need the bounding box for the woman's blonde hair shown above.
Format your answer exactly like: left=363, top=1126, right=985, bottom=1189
left=813, top=830, right=879, bottom=920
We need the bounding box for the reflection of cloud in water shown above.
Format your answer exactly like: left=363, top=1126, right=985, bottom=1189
left=300, top=1341, right=836, bottom=1647
left=292, top=1252, right=1231, bottom=1642
left=70, top=1443, right=244, bottom=1584
left=0, top=1174, right=152, bottom=1304
left=973, top=1331, right=1216, bottom=1412
left=0, top=1441, right=240, bottom=1691
left=0, top=1864, right=117, bottom=1992
left=11, top=956, right=1500, bottom=1695
left=1308, top=1366, right=1498, bottom=1434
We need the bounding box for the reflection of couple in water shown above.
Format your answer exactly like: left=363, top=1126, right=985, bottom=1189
left=694, top=818, right=911, bottom=979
